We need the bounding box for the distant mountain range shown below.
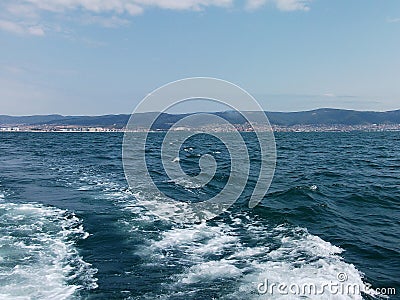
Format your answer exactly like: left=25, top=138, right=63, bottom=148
left=1, top=108, right=399, bottom=129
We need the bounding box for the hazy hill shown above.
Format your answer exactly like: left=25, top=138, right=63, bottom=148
left=266, top=109, right=400, bottom=126
left=1, top=109, right=399, bottom=128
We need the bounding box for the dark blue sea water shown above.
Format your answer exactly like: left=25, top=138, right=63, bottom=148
left=0, top=132, right=398, bottom=299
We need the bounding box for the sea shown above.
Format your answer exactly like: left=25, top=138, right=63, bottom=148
left=0, top=132, right=398, bottom=299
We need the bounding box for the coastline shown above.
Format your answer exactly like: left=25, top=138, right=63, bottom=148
left=1, top=123, right=400, bottom=133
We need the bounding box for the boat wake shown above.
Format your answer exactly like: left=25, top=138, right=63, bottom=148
left=0, top=201, right=97, bottom=300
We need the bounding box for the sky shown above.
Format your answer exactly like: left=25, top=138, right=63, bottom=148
left=0, top=0, right=399, bottom=115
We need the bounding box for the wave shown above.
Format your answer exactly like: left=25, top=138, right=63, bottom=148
left=44, top=159, right=379, bottom=299
left=131, top=211, right=375, bottom=299
left=0, top=202, right=97, bottom=300
left=73, top=166, right=376, bottom=299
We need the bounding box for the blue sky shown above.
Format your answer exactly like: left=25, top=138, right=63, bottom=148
left=0, top=0, right=399, bottom=115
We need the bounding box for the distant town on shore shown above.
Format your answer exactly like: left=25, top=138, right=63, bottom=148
left=1, top=108, right=399, bottom=133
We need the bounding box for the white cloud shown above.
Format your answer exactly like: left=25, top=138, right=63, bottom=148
left=0, top=19, right=25, bottom=35
left=21, top=0, right=232, bottom=15
left=28, top=25, right=45, bottom=36
left=134, top=0, right=232, bottom=11
left=245, top=0, right=267, bottom=11
left=274, top=0, right=311, bottom=11
left=22, top=0, right=142, bottom=15
left=0, top=19, right=45, bottom=36
left=245, top=0, right=312, bottom=11
left=0, top=0, right=312, bottom=36
left=0, top=0, right=234, bottom=35
left=6, top=3, right=39, bottom=19
left=2, top=0, right=314, bottom=18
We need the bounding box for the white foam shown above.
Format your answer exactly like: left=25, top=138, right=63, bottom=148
left=180, top=260, right=242, bottom=284
left=0, top=202, right=97, bottom=300
left=64, top=156, right=373, bottom=299
left=63, top=169, right=135, bottom=207
left=169, top=178, right=203, bottom=189
left=150, top=223, right=239, bottom=257
left=135, top=214, right=373, bottom=300
left=227, top=226, right=369, bottom=299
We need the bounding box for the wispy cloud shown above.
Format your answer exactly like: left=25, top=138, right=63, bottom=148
left=274, top=0, right=312, bottom=12
left=0, top=0, right=313, bottom=36
left=28, top=25, right=45, bottom=36
left=245, top=0, right=267, bottom=11
left=246, top=0, right=312, bottom=11
left=80, top=37, right=108, bottom=48
left=82, top=15, right=131, bottom=28
left=323, top=93, right=335, bottom=97
left=0, top=19, right=45, bottom=36
left=6, top=3, right=39, bottom=19
left=16, top=0, right=232, bottom=15
left=0, top=0, right=234, bottom=36
left=387, top=17, right=400, bottom=23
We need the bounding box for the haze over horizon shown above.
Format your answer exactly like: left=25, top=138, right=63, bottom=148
left=1, top=106, right=400, bottom=118
left=1, top=0, right=400, bottom=115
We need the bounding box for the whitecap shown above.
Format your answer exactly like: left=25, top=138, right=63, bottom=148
left=0, top=202, right=97, bottom=300
left=180, top=260, right=242, bottom=284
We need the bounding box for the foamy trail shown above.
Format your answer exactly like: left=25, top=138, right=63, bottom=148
left=47, top=156, right=376, bottom=299
left=130, top=209, right=375, bottom=300
left=0, top=202, right=97, bottom=300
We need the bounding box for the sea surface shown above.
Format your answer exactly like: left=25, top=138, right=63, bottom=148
left=0, top=132, right=398, bottom=299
